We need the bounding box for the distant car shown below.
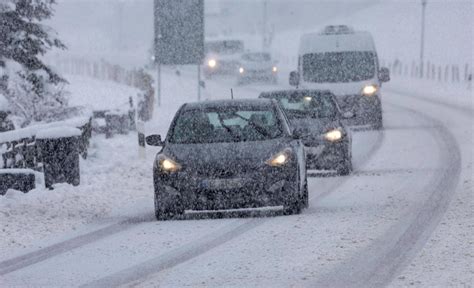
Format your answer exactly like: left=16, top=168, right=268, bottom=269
left=237, top=52, right=278, bottom=85
left=259, top=90, right=353, bottom=175
left=146, top=99, right=308, bottom=220
left=203, top=40, right=244, bottom=78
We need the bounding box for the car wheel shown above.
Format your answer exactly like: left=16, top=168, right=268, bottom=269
left=337, top=157, right=352, bottom=176
left=283, top=180, right=303, bottom=215
left=283, top=194, right=301, bottom=215
left=373, top=106, right=383, bottom=129
left=154, top=193, right=183, bottom=221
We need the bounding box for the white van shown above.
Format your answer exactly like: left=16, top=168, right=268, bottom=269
left=289, top=25, right=390, bottom=129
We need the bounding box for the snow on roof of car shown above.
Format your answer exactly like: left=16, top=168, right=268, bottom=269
left=259, top=89, right=334, bottom=98
left=299, top=30, right=376, bottom=54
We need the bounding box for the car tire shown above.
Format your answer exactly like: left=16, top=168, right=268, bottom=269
left=373, top=104, right=384, bottom=130
left=336, top=145, right=352, bottom=176
left=154, top=193, right=183, bottom=221
left=337, top=158, right=352, bottom=176
left=283, top=193, right=302, bottom=215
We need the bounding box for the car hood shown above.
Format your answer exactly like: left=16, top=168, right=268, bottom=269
left=162, top=139, right=291, bottom=176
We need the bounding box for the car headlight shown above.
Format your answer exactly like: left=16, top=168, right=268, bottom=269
left=362, top=84, right=378, bottom=96
left=208, top=59, right=216, bottom=68
left=324, top=129, right=343, bottom=142
left=267, top=148, right=292, bottom=166
left=272, top=66, right=278, bottom=72
left=156, top=154, right=181, bottom=173
left=239, top=67, right=244, bottom=74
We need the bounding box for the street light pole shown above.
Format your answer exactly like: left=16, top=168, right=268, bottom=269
left=420, top=0, right=427, bottom=78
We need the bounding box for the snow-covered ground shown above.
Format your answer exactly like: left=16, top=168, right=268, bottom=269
left=1, top=1, right=472, bottom=287
left=1, top=67, right=472, bottom=287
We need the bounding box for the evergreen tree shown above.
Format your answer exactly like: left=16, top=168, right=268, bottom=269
left=0, top=0, right=67, bottom=124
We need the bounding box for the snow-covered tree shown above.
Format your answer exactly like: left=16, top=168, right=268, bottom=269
left=0, top=0, right=67, bottom=124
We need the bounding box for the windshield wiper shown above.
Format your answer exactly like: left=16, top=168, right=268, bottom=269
left=217, top=114, right=241, bottom=141
left=230, top=112, right=271, bottom=138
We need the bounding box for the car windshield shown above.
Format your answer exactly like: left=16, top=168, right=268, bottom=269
left=169, top=107, right=283, bottom=144
left=205, top=40, right=244, bottom=55
left=265, top=92, right=338, bottom=119
left=302, top=51, right=375, bottom=82
left=242, top=53, right=271, bottom=62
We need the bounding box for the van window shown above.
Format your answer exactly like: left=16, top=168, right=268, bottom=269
left=205, top=40, right=244, bottom=55
left=302, top=51, right=375, bottom=83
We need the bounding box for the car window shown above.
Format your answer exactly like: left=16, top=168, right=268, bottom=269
left=302, top=51, right=375, bottom=82
left=268, top=93, right=338, bottom=119
left=169, top=108, right=283, bottom=144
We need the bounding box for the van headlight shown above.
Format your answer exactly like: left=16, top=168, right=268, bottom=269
left=267, top=148, right=292, bottom=166
left=239, top=67, right=245, bottom=74
left=208, top=59, right=217, bottom=68
left=362, top=84, right=378, bottom=96
left=156, top=154, right=181, bottom=173
left=324, top=129, right=343, bottom=142
left=272, top=66, right=278, bottom=72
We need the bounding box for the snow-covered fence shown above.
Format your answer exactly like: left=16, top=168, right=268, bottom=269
left=52, top=58, right=155, bottom=121
left=381, top=59, right=472, bottom=89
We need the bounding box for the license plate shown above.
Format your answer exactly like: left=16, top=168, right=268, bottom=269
left=200, top=178, right=243, bottom=190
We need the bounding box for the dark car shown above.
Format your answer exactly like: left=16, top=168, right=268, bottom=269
left=146, top=99, right=307, bottom=220
left=259, top=90, right=353, bottom=175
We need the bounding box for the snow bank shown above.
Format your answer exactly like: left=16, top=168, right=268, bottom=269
left=66, top=75, right=139, bottom=112
left=36, top=126, right=82, bottom=140
left=0, top=134, right=155, bottom=259
left=0, top=116, right=90, bottom=143
left=0, top=168, right=35, bottom=175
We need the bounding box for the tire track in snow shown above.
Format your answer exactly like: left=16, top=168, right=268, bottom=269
left=80, top=218, right=266, bottom=288
left=0, top=215, right=154, bottom=276
left=312, top=103, right=462, bottom=288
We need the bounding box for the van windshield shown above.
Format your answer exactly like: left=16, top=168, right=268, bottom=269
left=302, top=51, right=375, bottom=83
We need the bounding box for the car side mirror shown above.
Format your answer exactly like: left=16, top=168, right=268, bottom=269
left=343, top=111, right=354, bottom=119
left=292, top=128, right=308, bottom=139
left=146, top=134, right=164, bottom=146
left=289, top=71, right=300, bottom=87
left=379, top=67, right=390, bottom=82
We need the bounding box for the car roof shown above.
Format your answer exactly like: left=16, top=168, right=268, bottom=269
left=299, top=31, right=375, bottom=54
left=259, top=89, right=335, bottom=99
left=182, top=99, right=275, bottom=111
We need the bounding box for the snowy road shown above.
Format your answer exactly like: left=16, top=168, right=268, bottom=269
left=0, top=74, right=471, bottom=287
